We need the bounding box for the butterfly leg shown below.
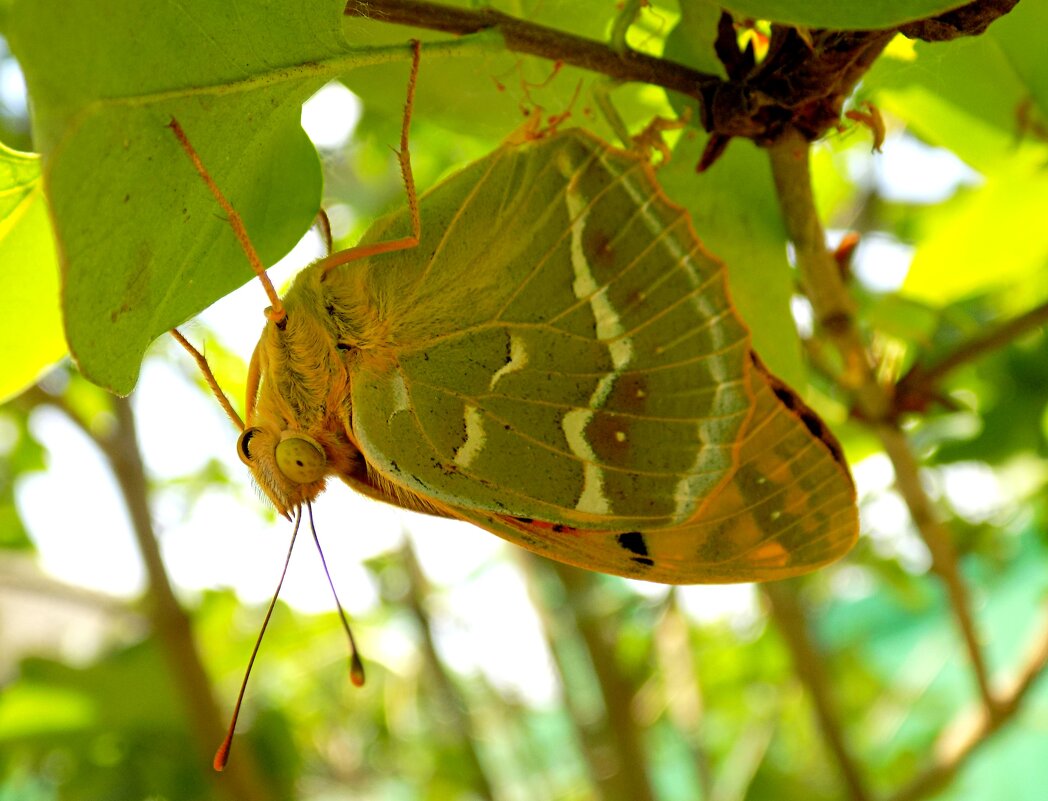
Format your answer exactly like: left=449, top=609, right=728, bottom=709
left=316, top=39, right=422, bottom=274
left=167, top=117, right=287, bottom=324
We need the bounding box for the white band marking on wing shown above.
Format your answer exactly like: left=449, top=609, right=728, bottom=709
left=454, top=404, right=487, bottom=468
left=489, top=334, right=530, bottom=391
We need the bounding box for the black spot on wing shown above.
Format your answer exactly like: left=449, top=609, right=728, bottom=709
left=616, top=531, right=655, bottom=567
left=753, top=351, right=851, bottom=474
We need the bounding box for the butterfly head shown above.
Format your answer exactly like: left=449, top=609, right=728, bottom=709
left=236, top=426, right=329, bottom=518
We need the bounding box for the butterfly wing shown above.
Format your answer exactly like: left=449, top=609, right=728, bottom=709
left=343, top=130, right=756, bottom=530
left=448, top=355, right=857, bottom=583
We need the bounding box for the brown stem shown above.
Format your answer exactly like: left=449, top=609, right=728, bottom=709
left=654, top=592, right=714, bottom=798
left=344, top=0, right=1017, bottom=148
left=766, top=129, right=998, bottom=713
left=522, top=555, right=658, bottom=801
left=22, top=387, right=272, bottom=801
left=399, top=539, right=497, bottom=800
left=551, top=563, right=658, bottom=801
left=344, top=0, right=720, bottom=102
left=877, top=429, right=997, bottom=709
left=763, top=583, right=872, bottom=801
left=896, top=299, right=1048, bottom=413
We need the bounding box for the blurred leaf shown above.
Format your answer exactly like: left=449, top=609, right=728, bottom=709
left=0, top=406, right=43, bottom=550
left=719, top=0, right=970, bottom=29
left=865, top=292, right=940, bottom=349
left=866, top=2, right=1048, bottom=171
left=0, top=144, right=64, bottom=402
left=902, top=158, right=1048, bottom=305
left=934, top=332, right=1048, bottom=463
left=860, top=2, right=1048, bottom=307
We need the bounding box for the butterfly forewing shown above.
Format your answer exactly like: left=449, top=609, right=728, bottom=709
left=342, top=131, right=755, bottom=530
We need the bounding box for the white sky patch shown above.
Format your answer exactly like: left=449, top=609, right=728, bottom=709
left=852, top=233, right=915, bottom=292
left=678, top=583, right=760, bottom=628
left=418, top=554, right=558, bottom=706
left=873, top=132, right=982, bottom=203
left=853, top=453, right=933, bottom=573
left=939, top=461, right=1003, bottom=523
left=19, top=408, right=145, bottom=597
left=0, top=56, right=28, bottom=118
left=790, top=294, right=814, bottom=338
left=301, top=81, right=362, bottom=151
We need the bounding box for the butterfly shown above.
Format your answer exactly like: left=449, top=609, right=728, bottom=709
left=167, top=45, right=858, bottom=769
left=172, top=48, right=857, bottom=590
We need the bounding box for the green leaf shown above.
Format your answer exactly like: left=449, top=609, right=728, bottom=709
left=4, top=0, right=372, bottom=394
left=866, top=1, right=1048, bottom=172
left=0, top=144, right=64, bottom=402
left=719, top=0, right=971, bottom=29
left=902, top=157, right=1048, bottom=305
left=660, top=133, right=804, bottom=388
left=862, top=1, right=1048, bottom=305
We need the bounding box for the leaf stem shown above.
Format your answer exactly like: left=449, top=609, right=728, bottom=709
left=343, top=0, right=720, bottom=102
left=763, top=582, right=872, bottom=801
left=766, top=127, right=999, bottom=721
left=887, top=607, right=1048, bottom=801
left=896, top=298, right=1048, bottom=412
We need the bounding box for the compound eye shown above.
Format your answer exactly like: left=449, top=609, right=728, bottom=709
left=237, top=427, right=263, bottom=466
left=275, top=434, right=327, bottom=484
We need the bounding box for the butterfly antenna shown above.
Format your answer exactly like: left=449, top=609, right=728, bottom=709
left=306, top=501, right=366, bottom=687
left=167, top=117, right=286, bottom=324
left=314, top=209, right=334, bottom=256
left=317, top=38, right=421, bottom=274
left=169, top=329, right=245, bottom=432
left=214, top=507, right=303, bottom=771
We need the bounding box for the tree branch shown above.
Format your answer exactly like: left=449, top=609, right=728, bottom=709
left=896, top=299, right=1048, bottom=414
left=344, top=0, right=1018, bottom=151
left=344, top=0, right=720, bottom=102
left=763, top=582, right=872, bottom=801
left=767, top=129, right=998, bottom=714
left=523, top=555, right=659, bottom=801
left=399, top=539, right=497, bottom=800
left=20, top=386, right=273, bottom=801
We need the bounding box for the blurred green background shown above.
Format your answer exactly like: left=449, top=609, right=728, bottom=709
left=2, top=1, right=1047, bottom=800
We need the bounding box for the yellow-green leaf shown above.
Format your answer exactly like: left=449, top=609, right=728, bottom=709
left=0, top=143, right=65, bottom=402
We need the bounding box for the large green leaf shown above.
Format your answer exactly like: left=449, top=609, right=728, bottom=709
left=720, top=0, right=971, bottom=29
left=864, top=1, right=1048, bottom=305
left=0, top=144, right=64, bottom=402
left=3, top=0, right=397, bottom=394
left=903, top=158, right=1048, bottom=305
